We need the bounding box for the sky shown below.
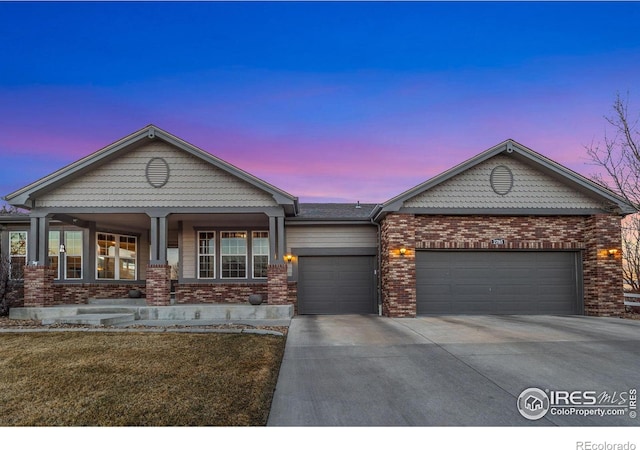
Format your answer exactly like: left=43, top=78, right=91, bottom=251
left=1, top=1, right=640, bottom=204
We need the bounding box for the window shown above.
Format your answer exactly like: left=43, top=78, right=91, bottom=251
left=97, top=233, right=136, bottom=280
left=49, top=231, right=60, bottom=280
left=119, top=235, right=136, bottom=280
left=198, top=231, right=215, bottom=279
left=221, top=232, right=247, bottom=279
left=65, top=231, right=83, bottom=279
left=252, top=231, right=269, bottom=278
left=9, top=231, right=27, bottom=279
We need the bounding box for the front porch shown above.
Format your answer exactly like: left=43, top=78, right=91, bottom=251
left=5, top=125, right=300, bottom=313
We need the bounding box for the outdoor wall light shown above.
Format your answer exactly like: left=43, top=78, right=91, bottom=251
left=608, top=248, right=618, bottom=258
left=399, top=248, right=407, bottom=257
left=59, top=244, right=66, bottom=253
left=285, top=254, right=293, bottom=263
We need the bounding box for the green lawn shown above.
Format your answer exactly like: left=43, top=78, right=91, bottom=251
left=0, top=332, right=285, bottom=426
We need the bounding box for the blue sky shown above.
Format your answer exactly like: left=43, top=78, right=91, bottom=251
left=1, top=1, right=640, bottom=202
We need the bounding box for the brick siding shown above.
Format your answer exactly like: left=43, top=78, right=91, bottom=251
left=146, top=264, right=171, bottom=306
left=53, top=283, right=146, bottom=305
left=267, top=264, right=289, bottom=305
left=23, top=265, right=55, bottom=307
left=380, top=213, right=624, bottom=318
left=175, top=283, right=268, bottom=304
left=380, top=214, right=417, bottom=317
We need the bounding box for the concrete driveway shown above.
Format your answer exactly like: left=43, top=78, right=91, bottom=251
left=267, top=315, right=640, bottom=426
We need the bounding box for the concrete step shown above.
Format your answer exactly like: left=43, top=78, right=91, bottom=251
left=77, top=307, right=138, bottom=315
left=88, top=298, right=147, bottom=306
left=42, top=313, right=136, bottom=326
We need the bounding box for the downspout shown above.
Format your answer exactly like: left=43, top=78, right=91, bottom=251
left=371, top=216, right=382, bottom=316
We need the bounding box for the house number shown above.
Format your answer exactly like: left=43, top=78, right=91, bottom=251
left=491, top=239, right=505, bottom=245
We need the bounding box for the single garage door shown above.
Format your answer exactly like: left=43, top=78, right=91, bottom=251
left=416, top=251, right=581, bottom=315
left=298, top=256, right=376, bottom=314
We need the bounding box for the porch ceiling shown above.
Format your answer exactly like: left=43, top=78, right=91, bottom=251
left=60, top=212, right=270, bottom=233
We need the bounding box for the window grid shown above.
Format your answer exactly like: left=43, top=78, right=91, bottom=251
left=9, top=231, right=27, bottom=280
left=97, top=233, right=136, bottom=280
left=198, top=231, right=216, bottom=279
left=65, top=231, right=83, bottom=280
left=252, top=231, right=269, bottom=279
left=48, top=231, right=60, bottom=280
left=221, top=231, right=247, bottom=279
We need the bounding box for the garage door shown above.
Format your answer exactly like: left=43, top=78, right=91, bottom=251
left=298, top=256, right=376, bottom=314
left=416, top=251, right=581, bottom=315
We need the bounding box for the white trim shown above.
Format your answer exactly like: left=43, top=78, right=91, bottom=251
left=64, top=230, right=83, bottom=280
left=8, top=230, right=27, bottom=280
left=197, top=231, right=216, bottom=279
left=48, top=230, right=60, bottom=280
left=252, top=231, right=270, bottom=279
left=220, top=231, right=248, bottom=280
left=96, top=232, right=138, bottom=280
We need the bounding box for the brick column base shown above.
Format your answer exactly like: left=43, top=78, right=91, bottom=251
left=23, top=265, right=55, bottom=307
left=267, top=264, right=288, bottom=305
left=146, top=264, right=171, bottom=306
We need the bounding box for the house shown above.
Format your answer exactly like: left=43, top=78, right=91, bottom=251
left=1, top=125, right=634, bottom=317
left=525, top=396, right=543, bottom=412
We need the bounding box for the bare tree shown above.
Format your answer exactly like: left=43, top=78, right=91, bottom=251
left=0, top=255, right=15, bottom=316
left=586, top=92, right=640, bottom=209
left=586, top=93, right=640, bottom=293
left=622, top=214, right=640, bottom=293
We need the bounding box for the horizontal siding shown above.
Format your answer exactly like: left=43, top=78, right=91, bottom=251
left=404, top=155, right=604, bottom=209
left=182, top=222, right=196, bottom=279
left=286, top=225, right=377, bottom=251
left=36, top=141, right=277, bottom=208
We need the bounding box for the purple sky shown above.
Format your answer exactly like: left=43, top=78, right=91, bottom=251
left=1, top=2, right=640, bottom=203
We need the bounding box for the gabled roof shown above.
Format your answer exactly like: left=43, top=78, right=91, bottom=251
left=4, top=125, right=299, bottom=215
left=373, top=139, right=636, bottom=220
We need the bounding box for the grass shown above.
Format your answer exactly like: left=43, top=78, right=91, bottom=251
left=0, top=332, right=285, bottom=426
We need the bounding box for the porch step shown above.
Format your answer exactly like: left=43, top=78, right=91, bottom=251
left=88, top=298, right=147, bottom=306
left=42, top=313, right=136, bottom=326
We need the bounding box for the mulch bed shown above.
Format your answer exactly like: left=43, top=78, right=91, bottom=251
left=0, top=316, right=288, bottom=335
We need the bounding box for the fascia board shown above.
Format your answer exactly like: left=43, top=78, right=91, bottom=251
left=5, top=125, right=299, bottom=213
left=508, top=142, right=636, bottom=214
left=154, top=128, right=298, bottom=206
left=4, top=126, right=152, bottom=203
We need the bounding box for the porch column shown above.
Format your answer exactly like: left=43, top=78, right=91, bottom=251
left=28, top=214, right=50, bottom=265
left=146, top=213, right=170, bottom=306
left=268, top=215, right=285, bottom=263
left=267, top=214, right=288, bottom=304
left=25, top=214, right=54, bottom=306
left=149, top=214, right=169, bottom=264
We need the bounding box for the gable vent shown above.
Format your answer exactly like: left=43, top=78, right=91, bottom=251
left=490, top=165, right=513, bottom=195
left=146, top=157, right=170, bottom=188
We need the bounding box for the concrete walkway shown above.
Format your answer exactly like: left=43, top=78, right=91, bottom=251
left=267, top=314, right=640, bottom=426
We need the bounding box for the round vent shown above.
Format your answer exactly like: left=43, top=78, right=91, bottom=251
left=146, top=158, right=170, bottom=188
left=490, top=165, right=513, bottom=195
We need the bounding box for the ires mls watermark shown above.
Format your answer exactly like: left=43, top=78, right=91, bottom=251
left=517, top=387, right=637, bottom=421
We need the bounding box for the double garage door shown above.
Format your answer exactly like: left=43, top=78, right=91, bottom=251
left=297, top=251, right=582, bottom=315
left=416, top=251, right=582, bottom=315
left=298, top=256, right=376, bottom=315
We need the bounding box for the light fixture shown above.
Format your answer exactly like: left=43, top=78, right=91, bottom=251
left=285, top=254, right=293, bottom=263
left=399, top=248, right=407, bottom=257
left=59, top=244, right=66, bottom=253
left=608, top=248, right=618, bottom=258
